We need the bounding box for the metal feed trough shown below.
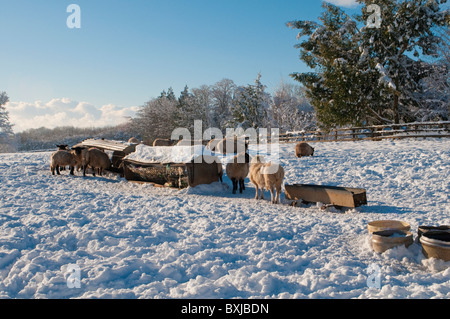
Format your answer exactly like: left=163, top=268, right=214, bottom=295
left=285, top=184, right=367, bottom=209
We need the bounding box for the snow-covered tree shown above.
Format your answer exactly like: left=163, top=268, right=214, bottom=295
left=358, top=0, right=449, bottom=123
left=270, top=82, right=317, bottom=132
left=231, top=73, right=271, bottom=130
left=132, top=96, right=178, bottom=141
left=415, top=26, right=450, bottom=121
left=0, top=91, right=16, bottom=153
left=210, top=78, right=236, bottom=129
left=288, top=0, right=449, bottom=127
left=174, top=85, right=211, bottom=132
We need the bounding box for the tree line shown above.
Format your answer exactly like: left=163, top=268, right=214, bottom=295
left=131, top=76, right=317, bottom=143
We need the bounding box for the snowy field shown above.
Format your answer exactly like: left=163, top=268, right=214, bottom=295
left=0, top=138, right=449, bottom=299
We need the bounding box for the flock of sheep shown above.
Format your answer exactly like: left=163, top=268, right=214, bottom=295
left=50, top=144, right=111, bottom=177
left=50, top=137, right=315, bottom=205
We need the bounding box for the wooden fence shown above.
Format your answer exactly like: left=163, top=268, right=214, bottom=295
left=277, top=121, right=450, bottom=143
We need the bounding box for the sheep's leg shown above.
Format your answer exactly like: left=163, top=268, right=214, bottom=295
left=69, top=166, right=75, bottom=175
left=51, top=165, right=55, bottom=175
left=56, top=165, right=61, bottom=175
left=231, top=178, right=237, bottom=194
left=260, top=186, right=264, bottom=200
left=242, top=180, right=245, bottom=191
left=83, top=165, right=87, bottom=177
left=254, top=186, right=259, bottom=200
left=270, top=187, right=275, bottom=204
left=276, top=186, right=282, bottom=204
left=239, top=179, right=244, bottom=194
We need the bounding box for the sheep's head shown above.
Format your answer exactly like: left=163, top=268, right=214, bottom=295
left=56, top=145, right=68, bottom=150
left=251, top=155, right=265, bottom=164
left=71, top=146, right=87, bottom=156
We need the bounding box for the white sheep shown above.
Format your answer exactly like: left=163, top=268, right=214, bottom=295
left=216, top=137, right=248, bottom=154
left=261, top=162, right=285, bottom=204
left=226, top=152, right=250, bottom=194
left=249, top=155, right=266, bottom=200
left=249, top=155, right=285, bottom=204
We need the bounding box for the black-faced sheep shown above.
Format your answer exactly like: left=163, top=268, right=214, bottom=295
left=56, top=144, right=69, bottom=150
left=71, top=146, right=90, bottom=177
left=226, top=152, right=250, bottom=194
left=87, top=148, right=111, bottom=177
left=217, top=162, right=223, bottom=183
left=50, top=150, right=80, bottom=176
left=56, top=145, right=69, bottom=171
left=295, top=142, right=315, bottom=158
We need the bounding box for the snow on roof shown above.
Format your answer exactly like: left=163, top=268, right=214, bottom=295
left=124, top=144, right=216, bottom=164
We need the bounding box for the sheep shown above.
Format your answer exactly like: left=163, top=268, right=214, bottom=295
left=295, top=142, right=315, bottom=158
left=50, top=150, right=80, bottom=176
left=249, top=155, right=285, bottom=204
left=217, top=162, right=223, bottom=183
left=153, top=139, right=174, bottom=147
left=56, top=145, right=69, bottom=171
left=206, top=138, right=221, bottom=152
left=261, top=162, right=285, bottom=204
left=226, top=152, right=250, bottom=194
left=71, top=146, right=90, bottom=177
left=128, top=137, right=140, bottom=144
left=56, top=144, right=69, bottom=150
left=86, top=148, right=111, bottom=177
left=216, top=137, right=248, bottom=154
left=249, top=155, right=267, bottom=200
left=176, top=139, right=209, bottom=146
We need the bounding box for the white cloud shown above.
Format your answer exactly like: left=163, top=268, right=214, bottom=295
left=6, top=98, right=138, bottom=132
left=325, top=0, right=359, bottom=8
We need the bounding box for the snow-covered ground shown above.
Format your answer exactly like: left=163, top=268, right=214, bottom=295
left=0, top=139, right=449, bottom=299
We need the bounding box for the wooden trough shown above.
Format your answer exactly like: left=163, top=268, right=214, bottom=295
left=122, top=147, right=222, bottom=189
left=285, top=184, right=367, bottom=208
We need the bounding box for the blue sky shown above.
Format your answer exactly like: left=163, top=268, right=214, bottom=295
left=0, top=0, right=361, bottom=131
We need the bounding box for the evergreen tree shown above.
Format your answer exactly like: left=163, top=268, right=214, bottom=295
left=288, top=0, right=449, bottom=128
left=231, top=73, right=271, bottom=130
